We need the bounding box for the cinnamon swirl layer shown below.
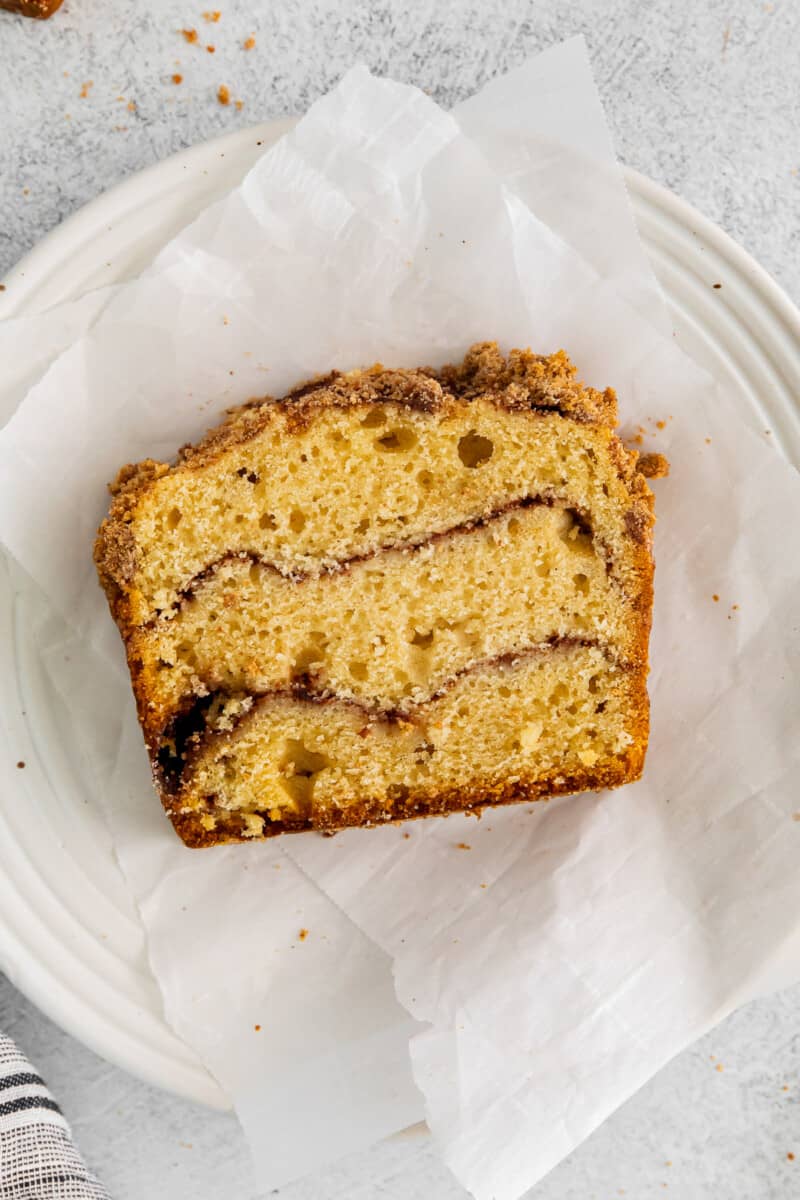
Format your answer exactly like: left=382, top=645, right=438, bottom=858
left=132, top=500, right=635, bottom=740
left=166, top=640, right=646, bottom=845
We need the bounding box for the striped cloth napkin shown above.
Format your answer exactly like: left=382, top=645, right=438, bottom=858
left=0, top=1033, right=109, bottom=1199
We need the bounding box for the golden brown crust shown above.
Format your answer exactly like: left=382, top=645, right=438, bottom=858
left=170, top=744, right=645, bottom=848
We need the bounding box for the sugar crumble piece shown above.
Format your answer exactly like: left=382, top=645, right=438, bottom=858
left=181, top=28, right=198, bottom=43
left=217, top=84, right=230, bottom=106
left=243, top=34, right=256, bottom=49
left=638, top=453, right=669, bottom=479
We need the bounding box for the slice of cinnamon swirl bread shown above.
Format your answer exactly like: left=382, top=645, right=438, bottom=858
left=95, top=342, right=664, bottom=846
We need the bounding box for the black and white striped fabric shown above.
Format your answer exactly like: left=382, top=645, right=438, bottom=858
left=0, top=1033, right=109, bottom=1199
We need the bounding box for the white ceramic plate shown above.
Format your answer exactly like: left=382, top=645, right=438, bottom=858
left=1, top=121, right=799, bottom=1112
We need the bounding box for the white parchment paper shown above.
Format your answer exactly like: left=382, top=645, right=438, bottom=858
left=1, top=39, right=799, bottom=1200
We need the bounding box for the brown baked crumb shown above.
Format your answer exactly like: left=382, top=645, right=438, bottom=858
left=456, top=842, right=471, bottom=850
left=172, top=74, right=183, bottom=85
left=16, top=761, right=25, bottom=769
left=202, top=9, right=221, bottom=19
left=638, top=453, right=669, bottom=479
left=0, top=0, right=65, bottom=16
left=181, top=28, right=198, bottom=43
left=235, top=99, right=244, bottom=111
left=243, top=34, right=256, bottom=49
left=217, top=84, right=230, bottom=105
left=712, top=594, right=720, bottom=602
left=206, top=44, right=215, bottom=53
left=298, top=928, right=309, bottom=941
left=788, top=1153, right=795, bottom=1161
left=0, top=284, right=6, bottom=292
left=254, top=1023, right=261, bottom=1031
left=79, top=81, right=93, bottom=99
left=713, top=283, right=722, bottom=289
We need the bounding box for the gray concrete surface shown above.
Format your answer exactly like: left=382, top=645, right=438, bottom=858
left=1, top=1, right=799, bottom=1197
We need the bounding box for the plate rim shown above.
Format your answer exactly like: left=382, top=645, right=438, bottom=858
left=1, top=119, right=799, bottom=1110
left=2, top=120, right=798, bottom=342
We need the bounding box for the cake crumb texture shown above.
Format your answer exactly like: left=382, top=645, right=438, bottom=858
left=95, top=342, right=660, bottom=846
